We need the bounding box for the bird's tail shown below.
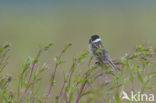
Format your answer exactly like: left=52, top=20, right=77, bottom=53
left=107, top=59, right=120, bottom=71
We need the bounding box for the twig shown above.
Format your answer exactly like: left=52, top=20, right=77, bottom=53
left=60, top=90, right=68, bottom=103
left=60, top=55, right=92, bottom=103
left=58, top=80, right=66, bottom=102
left=22, top=50, right=42, bottom=103
left=75, top=73, right=89, bottom=103
left=44, top=51, right=63, bottom=103
left=88, top=56, right=93, bottom=66
left=64, top=92, right=69, bottom=103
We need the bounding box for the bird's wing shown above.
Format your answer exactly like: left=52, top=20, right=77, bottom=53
left=92, top=42, right=107, bottom=61
left=93, top=42, right=120, bottom=71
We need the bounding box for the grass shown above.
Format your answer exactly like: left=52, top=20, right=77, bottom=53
left=0, top=41, right=155, bottom=103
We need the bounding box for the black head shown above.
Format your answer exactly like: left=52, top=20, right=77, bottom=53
left=91, top=35, right=100, bottom=41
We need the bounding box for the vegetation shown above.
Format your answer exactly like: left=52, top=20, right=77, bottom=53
left=0, top=41, right=155, bottom=103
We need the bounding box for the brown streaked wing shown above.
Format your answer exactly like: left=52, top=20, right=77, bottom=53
left=92, top=41, right=106, bottom=61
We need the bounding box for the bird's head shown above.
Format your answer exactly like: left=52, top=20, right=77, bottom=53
left=90, top=35, right=101, bottom=43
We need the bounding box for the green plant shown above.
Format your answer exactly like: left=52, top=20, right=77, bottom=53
left=0, top=41, right=155, bottom=103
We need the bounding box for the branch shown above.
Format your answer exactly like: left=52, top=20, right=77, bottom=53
left=22, top=50, right=42, bottom=103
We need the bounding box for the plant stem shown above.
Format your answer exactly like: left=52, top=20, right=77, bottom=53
left=58, top=80, right=66, bottom=102
left=22, top=50, right=41, bottom=103
left=75, top=75, right=88, bottom=103
left=75, top=57, right=93, bottom=103
left=44, top=51, right=63, bottom=103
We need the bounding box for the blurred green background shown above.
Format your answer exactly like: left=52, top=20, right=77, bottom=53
left=0, top=0, right=156, bottom=102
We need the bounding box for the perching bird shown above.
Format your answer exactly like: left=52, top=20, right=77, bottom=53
left=89, top=35, right=120, bottom=71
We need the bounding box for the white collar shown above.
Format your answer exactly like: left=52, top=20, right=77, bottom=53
left=92, top=38, right=101, bottom=43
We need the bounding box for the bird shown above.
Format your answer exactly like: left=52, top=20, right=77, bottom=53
left=89, top=35, right=120, bottom=71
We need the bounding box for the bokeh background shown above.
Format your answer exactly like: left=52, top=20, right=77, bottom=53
left=0, top=0, right=156, bottom=102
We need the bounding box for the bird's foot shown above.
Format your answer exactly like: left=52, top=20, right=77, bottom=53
left=95, top=61, right=101, bottom=65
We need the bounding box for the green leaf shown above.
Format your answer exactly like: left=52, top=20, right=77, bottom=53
left=80, top=90, right=94, bottom=97
left=129, top=71, right=134, bottom=80
left=57, top=59, right=64, bottom=65
left=65, top=72, right=69, bottom=81
left=50, top=76, right=55, bottom=84
left=137, top=72, right=143, bottom=84
left=3, top=44, right=9, bottom=49
left=34, top=59, right=38, bottom=64
left=37, top=64, right=46, bottom=75
left=79, top=51, right=89, bottom=62
left=0, top=48, right=3, bottom=52
left=147, top=72, right=156, bottom=76
left=114, top=91, right=121, bottom=103
left=80, top=77, right=88, bottom=84
left=62, top=42, right=72, bottom=53
left=44, top=42, right=53, bottom=51
left=71, top=64, right=76, bottom=72
left=133, top=63, right=138, bottom=72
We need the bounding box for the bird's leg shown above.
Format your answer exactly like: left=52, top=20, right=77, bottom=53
left=95, top=61, right=110, bottom=65
left=95, top=61, right=101, bottom=65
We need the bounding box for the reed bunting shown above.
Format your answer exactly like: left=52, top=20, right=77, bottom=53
left=89, top=35, right=120, bottom=71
